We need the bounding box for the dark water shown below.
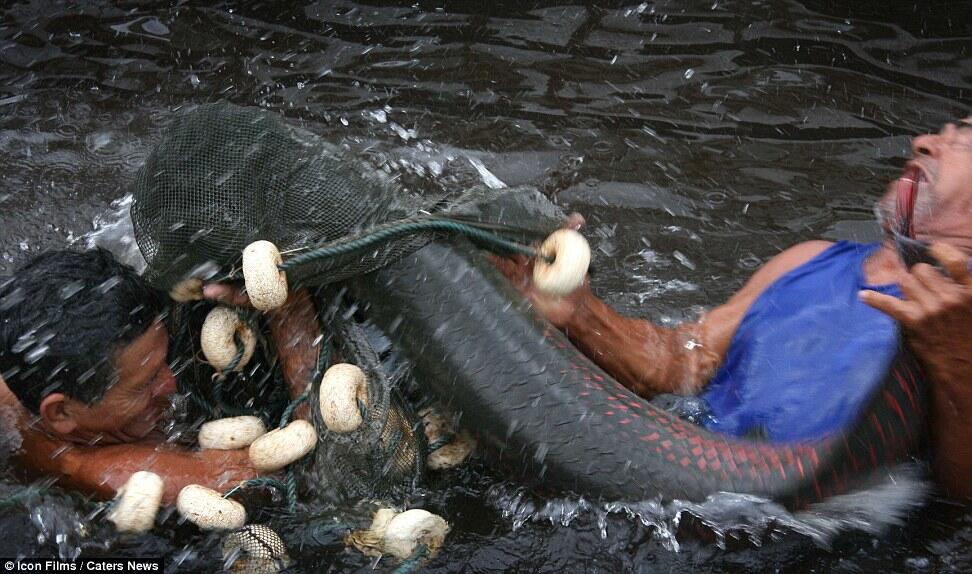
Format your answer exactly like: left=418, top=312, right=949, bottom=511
left=1, top=1, right=970, bottom=572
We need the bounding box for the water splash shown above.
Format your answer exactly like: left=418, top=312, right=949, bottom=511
left=488, top=463, right=930, bottom=551
left=84, top=194, right=146, bottom=273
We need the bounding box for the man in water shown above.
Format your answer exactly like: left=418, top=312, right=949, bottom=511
left=0, top=249, right=321, bottom=503
left=494, top=118, right=972, bottom=499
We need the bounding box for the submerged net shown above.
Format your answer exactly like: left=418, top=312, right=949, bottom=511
left=130, top=101, right=563, bottom=501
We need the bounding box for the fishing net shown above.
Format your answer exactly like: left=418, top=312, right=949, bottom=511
left=223, top=524, right=292, bottom=574
left=129, top=101, right=563, bottom=501
left=131, top=102, right=563, bottom=292
left=302, top=303, right=426, bottom=502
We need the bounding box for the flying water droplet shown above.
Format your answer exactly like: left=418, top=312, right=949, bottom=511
left=673, top=250, right=696, bottom=270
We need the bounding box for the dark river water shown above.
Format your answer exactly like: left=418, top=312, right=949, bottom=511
left=1, top=1, right=970, bottom=572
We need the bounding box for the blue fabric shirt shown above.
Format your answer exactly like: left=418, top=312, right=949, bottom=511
left=699, top=241, right=902, bottom=442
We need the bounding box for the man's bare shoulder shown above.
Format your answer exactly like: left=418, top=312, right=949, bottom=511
left=725, top=240, right=833, bottom=306
left=765, top=240, right=835, bottom=275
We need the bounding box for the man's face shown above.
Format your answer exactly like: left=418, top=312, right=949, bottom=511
left=879, top=117, right=972, bottom=253
left=64, top=321, right=177, bottom=444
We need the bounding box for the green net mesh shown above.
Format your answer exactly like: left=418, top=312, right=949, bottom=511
left=131, top=102, right=426, bottom=292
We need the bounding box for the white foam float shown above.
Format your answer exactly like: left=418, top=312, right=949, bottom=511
left=200, top=306, right=257, bottom=372
left=347, top=508, right=450, bottom=562
left=532, top=229, right=591, bottom=296
left=319, top=363, right=369, bottom=433
left=198, top=416, right=267, bottom=450
left=383, top=509, right=451, bottom=561
left=420, top=408, right=475, bottom=470
left=248, top=420, right=317, bottom=472
left=242, top=240, right=288, bottom=311
left=177, top=484, right=246, bottom=531
left=107, top=471, right=164, bottom=534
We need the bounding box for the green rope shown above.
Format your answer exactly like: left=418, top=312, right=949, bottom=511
left=210, top=330, right=259, bottom=417
left=427, top=433, right=455, bottom=453
left=391, top=543, right=429, bottom=574
left=278, top=219, right=542, bottom=271
left=223, top=332, right=246, bottom=373
left=223, top=477, right=288, bottom=499
left=279, top=392, right=308, bottom=427
left=357, top=398, right=369, bottom=424
left=0, top=483, right=51, bottom=510
left=286, top=466, right=299, bottom=513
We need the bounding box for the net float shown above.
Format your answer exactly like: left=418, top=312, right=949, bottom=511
left=177, top=484, right=246, bottom=531
left=107, top=470, right=164, bottom=534
left=319, top=363, right=369, bottom=433
left=420, top=408, right=475, bottom=470
left=532, top=228, right=590, bottom=296
left=200, top=306, right=256, bottom=372
left=198, top=416, right=267, bottom=450
left=248, top=420, right=317, bottom=472
left=242, top=240, right=288, bottom=311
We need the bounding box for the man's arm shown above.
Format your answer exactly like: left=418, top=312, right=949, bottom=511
left=17, top=425, right=257, bottom=504
left=1, top=377, right=259, bottom=504
left=492, top=240, right=833, bottom=398
left=860, top=242, right=972, bottom=499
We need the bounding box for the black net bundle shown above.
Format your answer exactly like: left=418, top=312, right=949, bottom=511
left=131, top=102, right=428, bottom=292
left=131, top=102, right=565, bottom=293
left=303, top=307, right=425, bottom=502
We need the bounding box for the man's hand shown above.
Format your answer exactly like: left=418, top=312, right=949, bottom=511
left=860, top=242, right=972, bottom=499
left=859, top=242, right=972, bottom=384
left=488, top=213, right=589, bottom=330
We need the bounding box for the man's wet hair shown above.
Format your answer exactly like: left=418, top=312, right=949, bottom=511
left=0, top=249, right=166, bottom=413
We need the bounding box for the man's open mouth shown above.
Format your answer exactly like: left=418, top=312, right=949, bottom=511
left=896, top=164, right=926, bottom=237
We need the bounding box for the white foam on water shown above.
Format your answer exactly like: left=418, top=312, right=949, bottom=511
left=82, top=194, right=146, bottom=273
left=488, top=463, right=930, bottom=551
left=466, top=156, right=507, bottom=189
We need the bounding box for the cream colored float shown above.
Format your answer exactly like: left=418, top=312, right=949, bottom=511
left=347, top=508, right=450, bottom=562
left=419, top=408, right=475, bottom=470
left=107, top=471, right=164, bottom=534
left=223, top=524, right=292, bottom=574
left=200, top=306, right=257, bottom=372
left=248, top=420, right=317, bottom=472
left=177, top=484, right=246, bottom=530
left=198, top=416, right=267, bottom=450
left=242, top=240, right=288, bottom=311
left=319, top=363, right=370, bottom=433
left=532, top=229, right=591, bottom=296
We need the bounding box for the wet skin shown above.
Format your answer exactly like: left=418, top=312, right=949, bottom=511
left=494, top=118, right=972, bottom=499
left=37, top=321, right=176, bottom=445
left=0, top=289, right=322, bottom=504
